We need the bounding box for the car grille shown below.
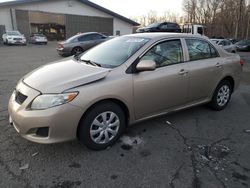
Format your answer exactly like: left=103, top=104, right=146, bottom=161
left=13, top=38, right=22, bottom=41
left=15, top=91, right=27, bottom=105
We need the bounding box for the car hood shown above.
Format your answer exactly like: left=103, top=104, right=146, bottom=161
left=23, top=58, right=111, bottom=93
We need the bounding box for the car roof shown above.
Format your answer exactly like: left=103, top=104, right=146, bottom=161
left=76, top=32, right=102, bottom=36
left=126, top=32, right=206, bottom=40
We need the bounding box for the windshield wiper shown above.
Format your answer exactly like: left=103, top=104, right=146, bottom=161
left=79, top=59, right=102, bottom=67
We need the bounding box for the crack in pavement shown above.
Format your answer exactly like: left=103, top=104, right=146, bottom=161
left=191, top=151, right=202, bottom=188
left=208, top=165, right=227, bottom=188
left=166, top=122, right=233, bottom=188
left=169, top=163, right=185, bottom=188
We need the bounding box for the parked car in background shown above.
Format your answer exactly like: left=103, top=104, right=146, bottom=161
left=228, top=38, right=239, bottom=44
left=211, top=39, right=236, bottom=53
left=30, top=33, right=47, bottom=44
left=9, top=33, right=242, bottom=150
left=2, top=30, right=26, bottom=45
left=235, top=39, right=250, bottom=51
left=57, top=32, right=109, bottom=56
left=136, top=22, right=181, bottom=33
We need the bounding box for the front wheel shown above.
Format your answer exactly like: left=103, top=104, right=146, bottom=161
left=209, top=80, right=232, bottom=111
left=78, top=102, right=126, bottom=150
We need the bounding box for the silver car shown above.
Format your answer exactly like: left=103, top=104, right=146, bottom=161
left=211, top=39, right=237, bottom=53
left=9, top=33, right=242, bottom=150
left=29, top=33, right=48, bottom=45
left=56, top=32, right=109, bottom=56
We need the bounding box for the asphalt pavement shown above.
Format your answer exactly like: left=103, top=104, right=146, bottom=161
left=0, top=43, right=250, bottom=188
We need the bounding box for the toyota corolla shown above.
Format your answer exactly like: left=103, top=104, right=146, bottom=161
left=8, top=33, right=243, bottom=150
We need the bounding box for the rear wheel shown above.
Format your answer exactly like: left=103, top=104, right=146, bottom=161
left=78, top=102, right=126, bottom=150
left=209, top=80, right=232, bottom=111
left=72, top=47, right=83, bottom=55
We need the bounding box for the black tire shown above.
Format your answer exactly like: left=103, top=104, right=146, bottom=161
left=209, top=80, right=232, bottom=111
left=72, top=47, right=83, bottom=55
left=78, top=102, right=126, bottom=150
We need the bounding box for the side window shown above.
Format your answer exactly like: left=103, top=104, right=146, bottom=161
left=160, top=24, right=168, bottom=30
left=141, top=39, right=183, bottom=68
left=78, top=34, right=92, bottom=42
left=91, top=34, right=105, bottom=40
left=197, top=27, right=203, bottom=35
left=186, top=39, right=219, bottom=61
left=225, top=40, right=231, bottom=46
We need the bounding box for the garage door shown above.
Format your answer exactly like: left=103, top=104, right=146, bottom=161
left=65, top=15, right=113, bottom=38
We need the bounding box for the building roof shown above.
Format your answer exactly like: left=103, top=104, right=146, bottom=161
left=0, top=0, right=139, bottom=26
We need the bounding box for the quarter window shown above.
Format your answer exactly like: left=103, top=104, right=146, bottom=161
left=141, top=39, right=183, bottom=68
left=186, top=39, right=219, bottom=61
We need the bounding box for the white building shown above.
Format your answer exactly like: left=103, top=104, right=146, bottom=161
left=0, top=0, right=139, bottom=40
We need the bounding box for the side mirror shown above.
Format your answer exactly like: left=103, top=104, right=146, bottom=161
left=136, top=60, right=156, bottom=71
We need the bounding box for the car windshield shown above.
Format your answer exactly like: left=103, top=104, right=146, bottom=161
left=211, top=40, right=220, bottom=44
left=80, top=36, right=150, bottom=68
left=7, top=31, right=21, bottom=36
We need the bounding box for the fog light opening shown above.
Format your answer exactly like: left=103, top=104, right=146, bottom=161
left=36, top=127, right=49, bottom=137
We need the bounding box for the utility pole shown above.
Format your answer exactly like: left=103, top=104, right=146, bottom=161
left=246, top=9, right=250, bottom=39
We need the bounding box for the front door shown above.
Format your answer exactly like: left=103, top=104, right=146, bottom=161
left=133, top=39, right=189, bottom=119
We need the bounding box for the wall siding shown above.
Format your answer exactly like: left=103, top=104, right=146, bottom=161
left=15, top=9, right=30, bottom=38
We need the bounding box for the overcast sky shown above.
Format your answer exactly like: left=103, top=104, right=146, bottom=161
left=0, top=0, right=184, bottom=17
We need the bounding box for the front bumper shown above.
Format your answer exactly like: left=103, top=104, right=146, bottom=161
left=34, top=39, right=47, bottom=43
left=8, top=81, right=83, bottom=144
left=7, top=39, right=26, bottom=44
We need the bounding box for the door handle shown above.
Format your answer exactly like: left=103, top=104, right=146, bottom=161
left=216, top=63, right=222, bottom=68
left=178, top=69, right=188, bottom=75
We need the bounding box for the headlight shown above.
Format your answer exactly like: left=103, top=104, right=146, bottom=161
left=30, top=92, right=78, bottom=110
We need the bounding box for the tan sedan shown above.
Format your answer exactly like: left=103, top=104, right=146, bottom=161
left=8, top=33, right=243, bottom=150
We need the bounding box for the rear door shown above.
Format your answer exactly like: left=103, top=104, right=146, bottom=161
left=91, top=33, right=107, bottom=45
left=133, top=39, right=189, bottom=119
left=184, top=38, right=223, bottom=103
left=78, top=34, right=96, bottom=51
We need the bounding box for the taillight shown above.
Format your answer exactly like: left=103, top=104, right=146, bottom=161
left=240, top=59, right=245, bottom=66
left=58, top=43, right=64, bottom=49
